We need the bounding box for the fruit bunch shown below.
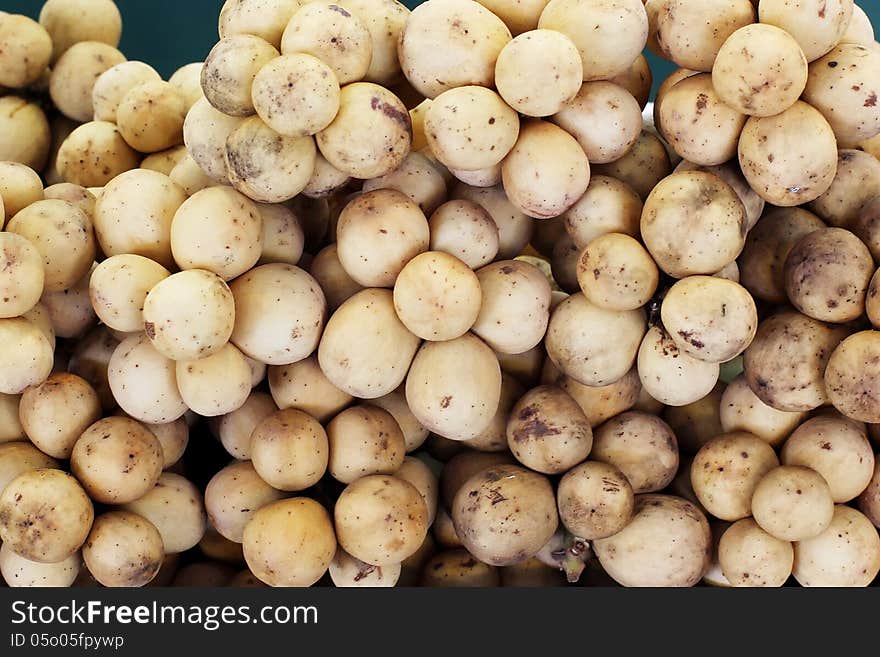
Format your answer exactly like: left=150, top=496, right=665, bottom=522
left=0, top=0, right=879, bottom=588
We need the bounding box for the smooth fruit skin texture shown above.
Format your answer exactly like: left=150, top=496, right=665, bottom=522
left=334, top=475, right=429, bottom=567
left=243, top=498, right=337, bottom=587
left=593, top=494, right=711, bottom=587
left=793, top=505, right=880, bottom=587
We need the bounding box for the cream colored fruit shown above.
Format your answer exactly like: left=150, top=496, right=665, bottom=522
left=471, top=260, right=552, bottom=355
left=269, top=355, right=353, bottom=423
left=803, top=43, right=880, bottom=147
left=56, top=121, right=139, bottom=187
left=759, top=0, right=853, bottom=62
left=405, top=333, right=502, bottom=442
left=201, top=35, right=278, bottom=117
left=641, top=171, right=747, bottom=278
left=40, top=264, right=97, bottom=340
left=0, top=162, right=44, bottom=217
left=0, top=442, right=59, bottom=494
left=398, top=0, right=511, bottom=99
left=637, top=325, right=720, bottom=407
left=212, top=391, right=277, bottom=460
left=224, top=117, right=317, bottom=203
left=281, top=1, right=372, bottom=84
left=451, top=183, right=534, bottom=259
left=108, top=334, right=188, bottom=424
left=810, top=150, right=880, bottom=228
left=0, top=233, right=44, bottom=318
left=171, top=186, right=262, bottom=281
left=738, top=101, right=838, bottom=207
left=506, top=385, right=593, bottom=475
left=205, top=461, right=286, bottom=544
left=316, top=83, right=411, bottom=179
left=494, top=29, right=582, bottom=117
left=230, top=263, right=326, bottom=366
left=93, top=169, right=186, bottom=270
left=0, top=97, right=51, bottom=173
left=658, top=73, right=746, bottom=166
left=718, top=519, right=793, bottom=587
left=501, top=120, right=590, bottom=219
left=82, top=511, right=163, bottom=587
left=0, top=14, right=52, bottom=89
left=464, top=372, right=524, bottom=453
left=0, top=543, right=79, bottom=588
left=319, top=288, right=420, bottom=399
left=563, top=176, right=642, bottom=249
left=538, top=0, right=648, bottom=81
left=19, top=373, right=101, bottom=459
left=424, top=86, right=520, bottom=172
left=371, top=388, right=430, bottom=454
left=557, top=461, right=634, bottom=540
left=545, top=293, right=646, bottom=387
left=251, top=408, right=329, bottom=491
left=257, top=203, right=305, bottom=266
left=92, top=61, right=161, bottom=122
left=6, top=199, right=95, bottom=293
left=552, top=81, right=642, bottom=165
left=428, top=200, right=500, bottom=270
left=739, top=207, right=826, bottom=305
left=335, top=475, right=428, bottom=566
left=335, top=190, right=429, bottom=288
left=825, top=331, right=880, bottom=424
left=841, top=4, right=874, bottom=46
left=660, top=276, right=758, bottom=363
left=168, top=62, right=204, bottom=111
left=452, top=464, right=557, bottom=566
left=719, top=375, right=806, bottom=447
left=691, top=432, right=780, bottom=521
left=39, top=0, right=122, bottom=63
left=122, top=473, right=206, bottom=554
left=71, top=416, right=163, bottom=505
left=654, top=0, right=755, bottom=71
left=395, top=456, right=439, bottom=525
left=142, top=269, right=235, bottom=361
left=327, top=405, right=404, bottom=484
left=89, top=255, right=171, bottom=333
left=781, top=416, right=874, bottom=503
left=116, top=81, right=187, bottom=153
left=577, top=233, right=658, bottom=311
left=793, top=505, right=880, bottom=587
left=593, top=494, right=711, bottom=587
left=146, top=419, right=189, bottom=469
left=0, top=394, right=25, bottom=444
left=0, top=318, right=54, bottom=395
left=303, top=153, right=351, bottom=199
left=329, top=549, right=401, bottom=588
left=393, top=252, right=482, bottom=341
left=591, top=411, right=679, bottom=494
left=308, top=244, right=362, bottom=311
left=0, top=469, right=93, bottom=563
left=251, top=53, right=340, bottom=137
left=751, top=466, right=834, bottom=541
left=784, top=227, right=873, bottom=324
left=183, top=97, right=244, bottom=182
left=218, top=0, right=301, bottom=48
left=49, top=41, right=126, bottom=122
left=176, top=343, right=252, bottom=417
left=712, top=24, right=807, bottom=117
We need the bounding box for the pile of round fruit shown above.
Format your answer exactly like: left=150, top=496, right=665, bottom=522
left=0, top=0, right=879, bottom=588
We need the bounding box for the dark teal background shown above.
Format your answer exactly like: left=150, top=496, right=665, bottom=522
left=6, top=0, right=880, bottom=97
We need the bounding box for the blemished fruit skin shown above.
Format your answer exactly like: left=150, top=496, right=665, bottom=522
left=2, top=0, right=880, bottom=590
